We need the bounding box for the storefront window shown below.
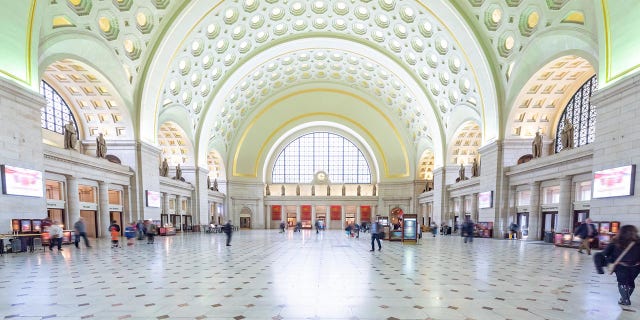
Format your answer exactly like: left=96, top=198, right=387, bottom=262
left=108, top=190, right=121, bottom=205
left=46, top=180, right=63, bottom=200
left=78, top=185, right=96, bottom=203
left=542, top=186, right=560, bottom=204
left=516, top=190, right=531, bottom=206
left=575, top=181, right=592, bottom=201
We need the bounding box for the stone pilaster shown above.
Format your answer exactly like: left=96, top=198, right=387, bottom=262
left=194, top=167, right=209, bottom=226
left=66, top=175, right=79, bottom=228
left=529, top=181, right=541, bottom=240
left=98, top=181, right=109, bottom=238
left=135, top=142, right=161, bottom=220
left=557, top=176, right=573, bottom=233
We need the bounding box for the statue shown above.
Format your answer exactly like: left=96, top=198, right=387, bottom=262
left=96, top=133, right=107, bottom=158
left=532, top=131, right=543, bottom=158
left=357, top=185, right=361, bottom=196
left=160, top=158, right=169, bottom=177
left=174, top=164, right=183, bottom=181
left=458, top=163, right=466, bottom=181
left=63, top=121, right=77, bottom=150
left=213, top=178, right=218, bottom=191
left=311, top=185, right=315, bottom=196
left=281, top=185, right=285, bottom=196
left=342, top=184, right=346, bottom=196
left=327, top=184, right=331, bottom=196
left=265, top=184, right=271, bottom=196
left=561, top=119, right=574, bottom=150
left=471, top=158, right=479, bottom=177
left=372, top=184, right=376, bottom=196
left=207, top=175, right=211, bottom=189
left=296, top=184, right=300, bottom=196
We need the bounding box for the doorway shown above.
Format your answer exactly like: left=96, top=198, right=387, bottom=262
left=240, top=217, right=251, bottom=229
left=517, top=212, right=529, bottom=238
left=183, top=215, right=192, bottom=231
left=80, top=210, right=97, bottom=238
left=541, top=211, right=558, bottom=239
left=171, top=214, right=182, bottom=231
left=47, top=209, right=65, bottom=227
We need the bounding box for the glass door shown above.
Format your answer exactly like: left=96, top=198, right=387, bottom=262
left=517, top=212, right=529, bottom=238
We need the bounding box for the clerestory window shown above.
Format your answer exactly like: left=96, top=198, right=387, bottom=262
left=40, top=80, right=78, bottom=135
left=271, top=132, right=371, bottom=184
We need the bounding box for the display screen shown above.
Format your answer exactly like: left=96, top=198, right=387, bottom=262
left=1, top=165, right=43, bottom=197
left=592, top=165, right=635, bottom=198
left=146, top=190, right=161, bottom=208
left=32, top=220, right=42, bottom=232
left=403, top=219, right=417, bottom=240
left=21, top=219, right=32, bottom=232
left=478, top=191, right=493, bottom=209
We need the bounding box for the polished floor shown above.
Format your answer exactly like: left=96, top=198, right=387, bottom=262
left=0, top=230, right=637, bottom=320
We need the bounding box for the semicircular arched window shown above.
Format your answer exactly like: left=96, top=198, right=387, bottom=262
left=554, top=75, right=597, bottom=153
left=39, top=80, right=78, bottom=135
left=271, top=132, right=372, bottom=184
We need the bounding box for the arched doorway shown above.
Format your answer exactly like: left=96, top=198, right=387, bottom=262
left=239, top=207, right=252, bottom=229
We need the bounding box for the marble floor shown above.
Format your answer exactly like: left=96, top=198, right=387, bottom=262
left=0, top=230, right=637, bottom=320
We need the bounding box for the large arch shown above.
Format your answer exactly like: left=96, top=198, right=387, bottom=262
left=39, top=58, right=135, bottom=143
left=504, top=55, right=596, bottom=142
left=139, top=0, right=498, bottom=160
left=232, top=87, right=407, bottom=181
left=39, top=32, right=134, bottom=117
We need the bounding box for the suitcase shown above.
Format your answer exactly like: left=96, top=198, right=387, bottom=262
left=11, top=239, right=22, bottom=253
left=32, top=238, right=43, bottom=252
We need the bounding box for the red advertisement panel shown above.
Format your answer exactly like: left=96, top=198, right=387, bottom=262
left=301, top=205, right=312, bottom=220
left=271, top=205, right=282, bottom=221
left=330, top=205, right=341, bottom=220
left=360, top=206, right=371, bottom=222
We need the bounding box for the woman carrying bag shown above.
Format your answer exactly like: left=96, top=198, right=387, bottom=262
left=599, top=225, right=640, bottom=306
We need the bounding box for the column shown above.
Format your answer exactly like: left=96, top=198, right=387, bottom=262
left=356, top=206, right=361, bottom=224
left=122, top=185, right=132, bottom=222
left=528, top=181, right=541, bottom=240
left=162, top=192, right=170, bottom=216
left=311, top=205, right=316, bottom=226
left=471, top=193, right=478, bottom=223
left=432, top=167, right=447, bottom=224
left=176, top=195, right=182, bottom=229
left=66, top=176, right=80, bottom=228
left=296, top=205, right=301, bottom=223
left=98, top=181, right=110, bottom=238
left=266, top=205, right=272, bottom=229
left=341, top=205, right=346, bottom=229
left=557, top=176, right=573, bottom=233
left=194, top=167, right=210, bottom=227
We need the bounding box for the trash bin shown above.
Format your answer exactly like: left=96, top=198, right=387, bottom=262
left=544, top=231, right=554, bottom=243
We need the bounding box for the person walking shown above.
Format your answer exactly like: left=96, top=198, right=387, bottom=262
left=315, top=220, right=321, bottom=234
left=145, top=220, right=157, bottom=244
left=430, top=222, right=438, bottom=237
left=136, top=220, right=145, bottom=240
left=48, top=221, right=63, bottom=251
left=73, top=217, right=91, bottom=248
left=223, top=220, right=233, bottom=246
left=600, top=225, right=640, bottom=306
left=463, top=218, right=475, bottom=243
left=279, top=221, right=286, bottom=233
left=574, top=218, right=598, bottom=255
left=370, top=221, right=382, bottom=252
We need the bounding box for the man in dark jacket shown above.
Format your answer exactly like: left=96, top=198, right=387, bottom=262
left=574, top=218, right=597, bottom=255
left=223, top=220, right=233, bottom=246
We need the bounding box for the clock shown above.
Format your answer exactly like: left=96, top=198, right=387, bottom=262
left=315, top=171, right=327, bottom=183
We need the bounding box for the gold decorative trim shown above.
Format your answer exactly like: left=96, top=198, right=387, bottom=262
left=601, top=0, right=640, bottom=83
left=0, top=0, right=36, bottom=86
left=232, top=88, right=410, bottom=179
